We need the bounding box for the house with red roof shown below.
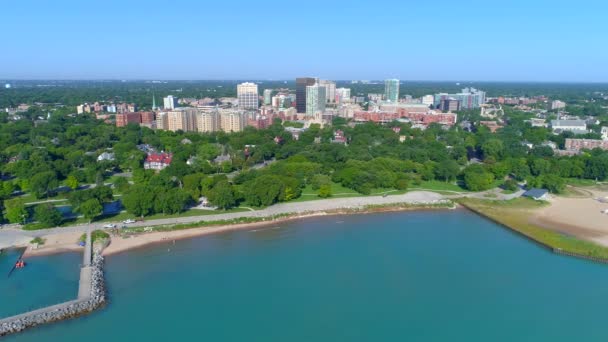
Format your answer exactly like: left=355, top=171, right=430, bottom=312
left=144, top=152, right=173, bottom=171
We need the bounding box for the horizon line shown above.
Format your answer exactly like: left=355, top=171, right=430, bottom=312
left=2, top=79, right=608, bottom=84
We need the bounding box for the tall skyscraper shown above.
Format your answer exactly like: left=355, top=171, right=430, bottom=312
left=296, top=77, right=316, bottom=113
left=384, top=79, right=400, bottom=103
left=306, top=84, right=326, bottom=116
left=163, top=95, right=178, bottom=110
left=237, top=82, right=259, bottom=110
left=263, top=89, right=273, bottom=106
left=318, top=80, right=336, bottom=104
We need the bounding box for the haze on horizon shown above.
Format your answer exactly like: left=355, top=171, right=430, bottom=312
left=1, top=0, right=606, bottom=82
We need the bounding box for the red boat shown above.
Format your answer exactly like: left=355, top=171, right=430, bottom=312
left=15, top=260, right=26, bottom=269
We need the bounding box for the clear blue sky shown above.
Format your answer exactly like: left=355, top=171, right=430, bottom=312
left=1, top=0, right=606, bottom=81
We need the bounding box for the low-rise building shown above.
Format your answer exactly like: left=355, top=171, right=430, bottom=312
left=144, top=152, right=173, bottom=171
left=97, top=152, right=115, bottom=162
left=565, top=138, right=608, bottom=152
left=549, top=100, right=566, bottom=110
left=550, top=119, right=588, bottom=134
left=523, top=188, right=549, bottom=201
left=526, top=118, right=547, bottom=127
left=331, top=130, right=347, bottom=144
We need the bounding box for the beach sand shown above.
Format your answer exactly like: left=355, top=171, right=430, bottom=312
left=22, top=232, right=84, bottom=257
left=532, top=189, right=608, bottom=246
left=102, top=220, right=288, bottom=255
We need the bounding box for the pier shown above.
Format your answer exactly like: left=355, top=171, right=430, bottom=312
left=0, top=230, right=106, bottom=337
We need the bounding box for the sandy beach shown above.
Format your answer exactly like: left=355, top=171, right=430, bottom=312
left=22, top=232, right=84, bottom=257
left=103, top=218, right=301, bottom=255
left=532, top=189, right=608, bottom=246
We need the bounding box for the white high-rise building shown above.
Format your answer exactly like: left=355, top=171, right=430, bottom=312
left=422, top=95, right=434, bottom=107
left=237, top=82, right=259, bottom=110
left=319, top=80, right=336, bottom=104
left=336, top=88, right=351, bottom=104
left=163, top=95, right=178, bottom=110
left=263, top=89, right=273, bottom=106
left=306, top=84, right=326, bottom=116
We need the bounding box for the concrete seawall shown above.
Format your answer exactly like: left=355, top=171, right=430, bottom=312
left=0, top=232, right=106, bottom=337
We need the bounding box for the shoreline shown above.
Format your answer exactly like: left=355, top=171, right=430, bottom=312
left=20, top=202, right=456, bottom=258
left=458, top=197, right=608, bottom=263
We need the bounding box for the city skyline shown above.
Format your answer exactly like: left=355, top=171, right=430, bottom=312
left=1, top=0, right=607, bottom=82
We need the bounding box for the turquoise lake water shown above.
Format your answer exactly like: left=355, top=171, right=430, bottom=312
left=4, top=210, right=608, bottom=341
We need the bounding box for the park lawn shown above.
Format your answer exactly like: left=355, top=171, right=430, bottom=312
left=459, top=197, right=608, bottom=259
left=295, top=182, right=360, bottom=201
left=293, top=182, right=410, bottom=203
left=23, top=207, right=250, bottom=230
left=565, top=178, right=600, bottom=187
left=95, top=207, right=250, bottom=223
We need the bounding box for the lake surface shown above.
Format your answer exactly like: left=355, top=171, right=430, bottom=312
left=5, top=210, right=608, bottom=341
left=0, top=249, right=80, bottom=318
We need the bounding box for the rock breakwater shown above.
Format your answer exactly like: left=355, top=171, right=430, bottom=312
left=0, top=253, right=106, bottom=336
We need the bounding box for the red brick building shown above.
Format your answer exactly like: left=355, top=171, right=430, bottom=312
left=116, top=113, right=141, bottom=127
left=116, top=112, right=156, bottom=127
left=565, top=138, right=608, bottom=152
left=353, top=110, right=457, bottom=126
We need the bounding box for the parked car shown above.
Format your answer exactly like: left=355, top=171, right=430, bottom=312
left=123, top=219, right=136, bottom=224
left=103, top=224, right=116, bottom=229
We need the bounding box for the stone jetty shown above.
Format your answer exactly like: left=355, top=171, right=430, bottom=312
left=0, top=233, right=106, bottom=337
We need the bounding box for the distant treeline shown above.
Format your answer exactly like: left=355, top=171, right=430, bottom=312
left=2, top=80, right=608, bottom=109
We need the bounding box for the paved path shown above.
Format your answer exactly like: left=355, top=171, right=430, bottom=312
left=0, top=191, right=446, bottom=247
left=445, top=188, right=525, bottom=201
left=83, top=231, right=91, bottom=267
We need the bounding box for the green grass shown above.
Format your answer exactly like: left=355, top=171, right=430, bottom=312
left=95, top=207, right=250, bottom=223
left=293, top=182, right=409, bottom=203
left=565, top=178, right=599, bottom=187
left=30, top=237, right=45, bottom=245
left=459, top=198, right=608, bottom=259
left=108, top=174, right=132, bottom=183
left=409, top=180, right=469, bottom=193
left=22, top=207, right=250, bottom=230
left=293, top=182, right=360, bottom=202
left=92, top=230, right=110, bottom=242
left=500, top=189, right=517, bottom=194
